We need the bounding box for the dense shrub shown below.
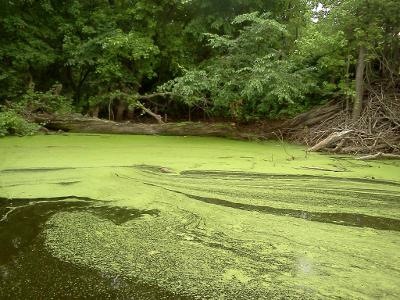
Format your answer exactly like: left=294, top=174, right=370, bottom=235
left=0, top=109, right=39, bottom=137
left=16, top=89, right=73, bottom=116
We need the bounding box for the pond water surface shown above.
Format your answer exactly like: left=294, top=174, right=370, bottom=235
left=1, top=134, right=400, bottom=299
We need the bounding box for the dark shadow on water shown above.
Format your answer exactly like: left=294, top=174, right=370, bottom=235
left=0, top=181, right=82, bottom=188
left=180, top=170, right=400, bottom=187
left=83, top=205, right=159, bottom=225
left=145, top=183, right=400, bottom=232
left=0, top=198, right=187, bottom=299
left=1, top=167, right=74, bottom=173
left=0, top=199, right=89, bottom=266
left=0, top=195, right=100, bottom=202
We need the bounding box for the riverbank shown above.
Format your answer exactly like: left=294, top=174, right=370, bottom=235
left=32, top=98, right=400, bottom=157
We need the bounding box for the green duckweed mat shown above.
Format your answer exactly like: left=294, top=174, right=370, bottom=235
left=1, top=134, right=399, bottom=299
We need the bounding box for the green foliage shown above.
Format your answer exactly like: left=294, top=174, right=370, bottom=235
left=0, top=109, right=39, bottom=137
left=0, top=0, right=188, bottom=109
left=160, top=70, right=210, bottom=108
left=0, top=1, right=59, bottom=99
left=0, top=0, right=398, bottom=122
left=293, top=25, right=349, bottom=98
left=305, top=0, right=400, bottom=106
left=164, top=12, right=315, bottom=120
left=88, top=90, right=138, bottom=110
left=16, top=89, right=73, bottom=115
left=95, top=30, right=160, bottom=85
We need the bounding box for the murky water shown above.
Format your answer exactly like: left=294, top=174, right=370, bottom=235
left=1, top=134, right=400, bottom=299
left=0, top=199, right=185, bottom=299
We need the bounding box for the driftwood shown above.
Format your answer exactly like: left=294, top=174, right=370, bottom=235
left=308, top=130, right=353, bottom=152
left=286, top=84, right=400, bottom=155
left=356, top=152, right=400, bottom=160
left=34, top=114, right=250, bottom=139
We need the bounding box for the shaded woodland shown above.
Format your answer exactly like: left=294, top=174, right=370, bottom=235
left=1, top=0, right=399, bottom=154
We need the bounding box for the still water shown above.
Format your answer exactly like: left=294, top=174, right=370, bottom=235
left=1, top=134, right=399, bottom=299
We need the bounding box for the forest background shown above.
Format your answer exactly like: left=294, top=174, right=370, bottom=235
left=0, top=0, right=399, bottom=153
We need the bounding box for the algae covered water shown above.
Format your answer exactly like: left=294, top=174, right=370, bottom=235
left=1, top=134, right=400, bottom=299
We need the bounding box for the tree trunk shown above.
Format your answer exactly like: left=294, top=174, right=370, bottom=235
left=27, top=72, right=35, bottom=90
left=126, top=109, right=134, bottom=120
left=353, top=46, right=366, bottom=120
left=115, top=100, right=126, bottom=122
left=89, top=106, right=100, bottom=118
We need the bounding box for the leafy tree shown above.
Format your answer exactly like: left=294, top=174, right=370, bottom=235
left=163, top=11, right=315, bottom=120
left=0, top=0, right=59, bottom=99
left=315, top=0, right=400, bottom=119
left=0, top=0, right=398, bottom=127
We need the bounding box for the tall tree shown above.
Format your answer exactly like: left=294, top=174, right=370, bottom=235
left=317, top=0, right=400, bottom=119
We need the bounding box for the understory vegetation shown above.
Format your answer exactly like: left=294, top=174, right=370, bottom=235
left=0, top=0, right=399, bottom=153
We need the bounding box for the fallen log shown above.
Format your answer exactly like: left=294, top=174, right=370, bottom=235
left=34, top=114, right=251, bottom=139
left=308, top=130, right=353, bottom=152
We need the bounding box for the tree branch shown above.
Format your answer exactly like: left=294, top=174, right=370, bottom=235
left=137, top=92, right=173, bottom=100
left=136, top=101, right=164, bottom=124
